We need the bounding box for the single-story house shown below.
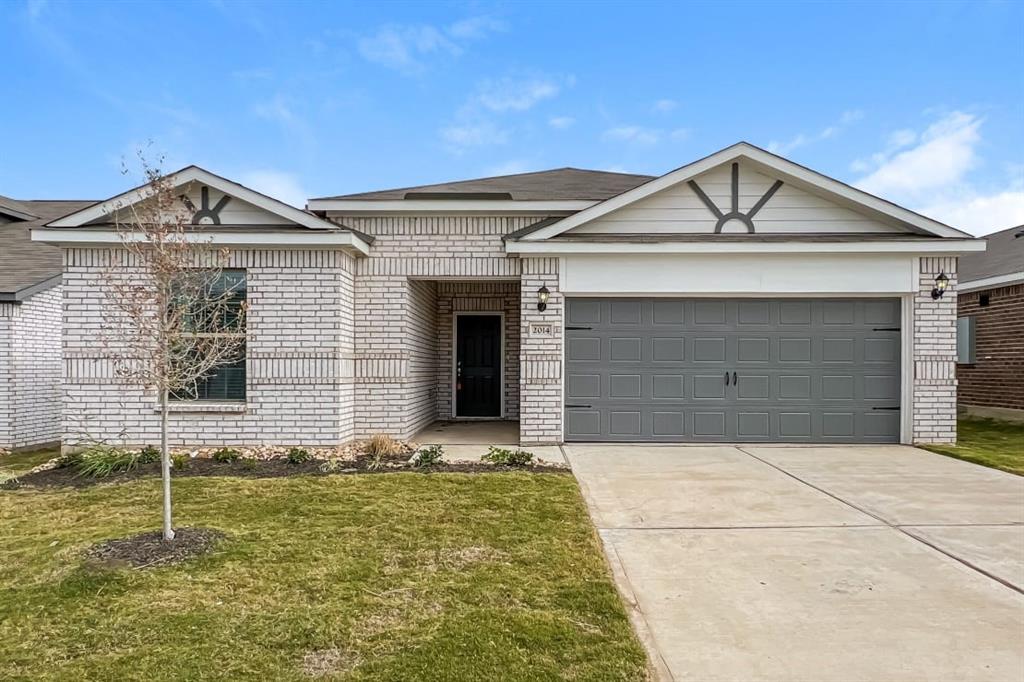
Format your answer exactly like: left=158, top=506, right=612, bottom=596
left=955, top=224, right=1024, bottom=420
left=31, top=142, right=984, bottom=447
left=0, top=195, right=94, bottom=451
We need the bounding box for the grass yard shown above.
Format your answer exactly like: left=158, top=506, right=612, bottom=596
left=0, top=447, right=59, bottom=484
left=922, top=417, right=1024, bottom=476
left=0, top=472, right=647, bottom=681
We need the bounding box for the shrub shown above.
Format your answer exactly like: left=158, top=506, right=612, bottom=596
left=482, top=447, right=534, bottom=467
left=286, top=447, right=311, bottom=465
left=56, top=450, right=83, bottom=469
left=171, top=453, right=189, bottom=471
left=212, top=447, right=240, bottom=464
left=137, top=445, right=161, bottom=464
left=76, top=446, right=141, bottom=477
left=365, top=434, right=401, bottom=471
left=319, top=458, right=347, bottom=473
left=365, top=434, right=401, bottom=458
left=410, top=444, right=444, bottom=468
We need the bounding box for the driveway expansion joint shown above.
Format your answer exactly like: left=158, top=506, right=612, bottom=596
left=735, top=446, right=1024, bottom=596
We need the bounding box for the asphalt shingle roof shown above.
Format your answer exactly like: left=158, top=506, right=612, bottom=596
left=958, top=225, right=1024, bottom=284
left=0, top=199, right=96, bottom=299
left=313, top=167, right=655, bottom=202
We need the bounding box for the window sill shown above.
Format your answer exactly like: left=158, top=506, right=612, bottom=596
left=159, top=402, right=247, bottom=414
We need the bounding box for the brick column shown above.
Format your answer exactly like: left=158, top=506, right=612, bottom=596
left=913, top=256, right=958, bottom=444
left=519, top=257, right=562, bottom=444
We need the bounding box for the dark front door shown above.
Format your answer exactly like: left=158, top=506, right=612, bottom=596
left=456, top=315, right=502, bottom=417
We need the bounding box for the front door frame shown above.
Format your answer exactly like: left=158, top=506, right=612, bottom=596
left=452, top=311, right=505, bottom=419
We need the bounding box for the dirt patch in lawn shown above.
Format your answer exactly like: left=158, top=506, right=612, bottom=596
left=6, top=455, right=569, bottom=490
left=85, top=527, right=226, bottom=569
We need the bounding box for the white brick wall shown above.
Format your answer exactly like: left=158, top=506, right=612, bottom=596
left=913, top=256, right=958, bottom=444
left=62, top=248, right=356, bottom=447
left=342, top=215, right=545, bottom=440
left=519, top=258, right=563, bottom=445
left=0, top=287, right=63, bottom=450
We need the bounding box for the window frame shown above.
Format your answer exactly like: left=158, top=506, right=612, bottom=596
left=956, top=315, right=976, bottom=365
left=170, top=269, right=248, bottom=403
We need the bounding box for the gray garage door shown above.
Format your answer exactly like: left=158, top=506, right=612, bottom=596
left=565, top=298, right=901, bottom=443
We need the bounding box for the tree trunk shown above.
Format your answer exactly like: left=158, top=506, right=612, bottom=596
left=160, top=386, right=175, bottom=541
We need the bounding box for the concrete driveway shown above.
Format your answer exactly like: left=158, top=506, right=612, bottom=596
left=565, top=444, right=1024, bottom=682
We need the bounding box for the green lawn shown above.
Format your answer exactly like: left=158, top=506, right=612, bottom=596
left=922, top=417, right=1024, bottom=476
left=0, top=472, right=647, bottom=680
left=0, top=447, right=59, bottom=484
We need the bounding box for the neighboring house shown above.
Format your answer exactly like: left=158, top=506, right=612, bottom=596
left=32, top=142, right=983, bottom=448
left=0, top=195, right=94, bottom=451
left=955, top=225, right=1024, bottom=419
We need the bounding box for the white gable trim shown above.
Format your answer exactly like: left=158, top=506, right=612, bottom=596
left=504, top=238, right=985, bottom=255
left=519, top=143, right=972, bottom=241
left=959, top=271, right=1024, bottom=292
left=46, top=166, right=336, bottom=231
left=31, top=227, right=371, bottom=255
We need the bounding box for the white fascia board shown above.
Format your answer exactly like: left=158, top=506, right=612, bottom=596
left=504, top=239, right=987, bottom=255
left=308, top=199, right=595, bottom=214
left=959, top=271, right=1024, bottom=292
left=47, top=166, right=337, bottom=231
left=31, top=227, right=371, bottom=255
left=521, top=142, right=974, bottom=241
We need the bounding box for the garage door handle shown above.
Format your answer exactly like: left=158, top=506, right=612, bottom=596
left=724, top=371, right=730, bottom=386
left=732, top=371, right=737, bottom=385
left=565, top=326, right=592, bottom=330
left=873, top=327, right=900, bottom=332
left=566, top=404, right=592, bottom=409
left=872, top=406, right=900, bottom=411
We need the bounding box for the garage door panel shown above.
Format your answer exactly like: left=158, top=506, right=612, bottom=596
left=565, top=298, right=900, bottom=443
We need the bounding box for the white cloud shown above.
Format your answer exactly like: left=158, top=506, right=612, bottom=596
left=855, top=111, right=981, bottom=197
left=917, top=190, right=1024, bottom=236
left=448, top=15, right=505, bottom=39
left=549, top=116, right=575, bottom=130
left=485, top=159, right=537, bottom=176
left=768, top=109, right=864, bottom=155
left=852, top=111, right=1024, bottom=235
left=357, top=16, right=504, bottom=74
left=440, top=122, right=508, bottom=151
left=476, top=77, right=559, bottom=112
left=603, top=126, right=661, bottom=145
left=238, top=170, right=308, bottom=208
left=357, top=24, right=458, bottom=74
left=652, top=99, right=677, bottom=113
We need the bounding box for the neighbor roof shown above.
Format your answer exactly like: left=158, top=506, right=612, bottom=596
left=0, top=199, right=96, bottom=300
left=313, top=167, right=655, bottom=202
left=0, top=194, right=39, bottom=222
left=958, top=225, right=1024, bottom=286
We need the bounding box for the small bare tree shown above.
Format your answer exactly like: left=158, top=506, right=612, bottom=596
left=100, top=154, right=246, bottom=541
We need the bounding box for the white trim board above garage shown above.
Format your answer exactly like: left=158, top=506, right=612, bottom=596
left=516, top=142, right=975, bottom=242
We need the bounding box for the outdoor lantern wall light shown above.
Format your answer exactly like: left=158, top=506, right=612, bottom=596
left=537, top=286, right=550, bottom=312
left=931, top=273, right=949, bottom=300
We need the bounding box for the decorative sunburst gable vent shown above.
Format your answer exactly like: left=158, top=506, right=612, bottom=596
left=180, top=186, right=232, bottom=225
left=686, top=162, right=784, bottom=234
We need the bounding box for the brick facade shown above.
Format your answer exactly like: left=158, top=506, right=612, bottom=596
left=912, top=256, right=959, bottom=444
left=342, top=216, right=545, bottom=440
left=61, top=248, right=356, bottom=448
left=956, top=283, right=1024, bottom=410
left=0, top=286, right=63, bottom=450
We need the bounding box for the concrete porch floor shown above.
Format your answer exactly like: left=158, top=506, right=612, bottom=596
left=412, top=420, right=566, bottom=464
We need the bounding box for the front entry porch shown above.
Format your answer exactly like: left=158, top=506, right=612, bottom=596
left=414, top=419, right=520, bottom=445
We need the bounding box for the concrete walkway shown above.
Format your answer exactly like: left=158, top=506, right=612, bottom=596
left=565, top=444, right=1024, bottom=682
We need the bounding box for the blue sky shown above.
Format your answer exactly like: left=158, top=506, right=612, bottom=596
left=3, top=0, right=1022, bottom=235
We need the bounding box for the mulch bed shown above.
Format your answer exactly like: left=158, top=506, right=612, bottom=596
left=85, top=527, right=226, bottom=568
left=4, top=455, right=570, bottom=490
